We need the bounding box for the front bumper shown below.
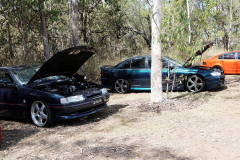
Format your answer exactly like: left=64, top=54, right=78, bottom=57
left=50, top=94, right=109, bottom=120
left=206, top=74, right=225, bottom=90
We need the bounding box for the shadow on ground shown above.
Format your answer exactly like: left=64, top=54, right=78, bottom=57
left=0, top=121, right=40, bottom=151
left=53, top=104, right=128, bottom=127
left=72, top=137, right=192, bottom=159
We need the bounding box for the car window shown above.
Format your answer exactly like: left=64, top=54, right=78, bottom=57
left=162, top=59, right=168, bottom=68
left=218, top=54, right=223, bottom=59
left=237, top=52, right=240, bottom=59
left=131, top=57, right=146, bottom=69
left=147, top=57, right=172, bottom=68
left=0, top=71, right=13, bottom=87
left=122, top=60, right=131, bottom=69
left=223, top=52, right=236, bottom=59
left=147, top=57, right=151, bottom=68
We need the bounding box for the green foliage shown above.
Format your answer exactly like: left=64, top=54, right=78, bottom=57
left=0, top=0, right=240, bottom=82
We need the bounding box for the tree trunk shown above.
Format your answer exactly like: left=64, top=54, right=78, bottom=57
left=68, top=1, right=71, bottom=47
left=72, top=0, right=80, bottom=46
left=228, top=0, right=233, bottom=51
left=40, top=8, right=50, bottom=61
left=151, top=0, right=163, bottom=103
left=7, top=22, right=14, bottom=58
left=19, top=21, right=29, bottom=65
left=221, top=2, right=226, bottom=50
left=187, top=0, right=191, bottom=43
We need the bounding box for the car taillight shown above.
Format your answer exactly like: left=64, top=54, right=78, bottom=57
left=101, top=72, right=104, bottom=77
left=203, top=62, right=207, bottom=65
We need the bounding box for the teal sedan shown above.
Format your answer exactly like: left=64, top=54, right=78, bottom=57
left=101, top=44, right=225, bottom=93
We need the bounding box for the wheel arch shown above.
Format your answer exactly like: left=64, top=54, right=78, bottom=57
left=212, top=63, right=223, bottom=68
left=212, top=65, right=224, bottom=72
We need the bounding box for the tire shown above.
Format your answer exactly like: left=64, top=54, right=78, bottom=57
left=114, top=79, right=130, bottom=93
left=30, top=101, right=53, bottom=127
left=186, top=75, right=205, bottom=92
left=212, top=66, right=223, bottom=72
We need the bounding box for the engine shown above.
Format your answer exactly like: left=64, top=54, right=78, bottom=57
left=34, top=78, right=100, bottom=95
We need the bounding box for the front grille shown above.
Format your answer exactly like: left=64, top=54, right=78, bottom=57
left=86, top=92, right=101, bottom=99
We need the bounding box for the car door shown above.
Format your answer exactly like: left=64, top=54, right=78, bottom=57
left=146, top=57, right=177, bottom=91
left=236, top=52, right=240, bottom=74
left=130, top=57, right=149, bottom=89
left=162, top=58, right=177, bottom=91
left=0, top=70, right=22, bottom=116
left=221, top=52, right=238, bottom=74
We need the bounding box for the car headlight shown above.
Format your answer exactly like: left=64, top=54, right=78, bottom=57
left=100, top=88, right=108, bottom=95
left=60, top=95, right=85, bottom=104
left=211, top=72, right=221, bottom=76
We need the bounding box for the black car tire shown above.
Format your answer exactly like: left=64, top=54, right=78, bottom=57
left=212, top=66, right=223, bottom=72
left=186, top=75, right=205, bottom=92
left=114, top=79, right=130, bottom=93
left=30, top=101, right=53, bottom=127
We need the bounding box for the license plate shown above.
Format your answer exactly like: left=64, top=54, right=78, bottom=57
left=93, top=99, right=102, bottom=105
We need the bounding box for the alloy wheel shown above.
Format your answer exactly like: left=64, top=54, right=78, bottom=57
left=187, top=75, right=205, bottom=92
left=31, top=101, right=48, bottom=127
left=115, top=79, right=129, bottom=93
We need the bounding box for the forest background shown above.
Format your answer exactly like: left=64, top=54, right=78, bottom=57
left=0, top=0, right=239, bottom=83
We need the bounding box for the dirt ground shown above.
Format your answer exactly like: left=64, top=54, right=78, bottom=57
left=1, top=75, right=240, bottom=160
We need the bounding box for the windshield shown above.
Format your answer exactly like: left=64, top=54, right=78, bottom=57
left=164, top=56, right=185, bottom=66
left=11, top=68, right=39, bottom=85
left=11, top=67, right=67, bottom=85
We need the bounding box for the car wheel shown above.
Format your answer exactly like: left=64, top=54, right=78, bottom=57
left=212, top=66, right=223, bottom=72
left=114, top=79, right=130, bottom=93
left=31, top=101, right=53, bottom=127
left=186, top=75, right=205, bottom=92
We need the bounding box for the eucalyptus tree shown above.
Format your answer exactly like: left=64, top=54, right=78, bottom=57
left=146, top=0, right=163, bottom=103
left=72, top=0, right=80, bottom=46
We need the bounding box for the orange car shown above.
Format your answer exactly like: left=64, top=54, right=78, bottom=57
left=202, top=51, right=240, bottom=74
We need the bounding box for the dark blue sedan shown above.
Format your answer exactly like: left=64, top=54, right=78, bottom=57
left=101, top=44, right=225, bottom=93
left=0, top=46, right=109, bottom=127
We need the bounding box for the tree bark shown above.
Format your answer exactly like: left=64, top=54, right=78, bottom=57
left=68, top=1, right=71, bottom=47
left=7, top=22, right=14, bottom=58
left=72, top=0, right=80, bottom=46
left=221, top=2, right=226, bottom=50
left=40, top=8, right=50, bottom=61
left=150, top=0, right=163, bottom=103
left=228, top=0, right=233, bottom=51
left=187, top=0, right=191, bottom=43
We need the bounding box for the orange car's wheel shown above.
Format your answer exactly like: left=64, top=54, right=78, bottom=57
left=212, top=66, right=223, bottom=72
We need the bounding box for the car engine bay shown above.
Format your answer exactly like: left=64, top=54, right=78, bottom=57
left=33, top=77, right=102, bottom=96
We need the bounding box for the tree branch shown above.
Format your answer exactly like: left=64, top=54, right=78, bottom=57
left=146, top=0, right=153, bottom=8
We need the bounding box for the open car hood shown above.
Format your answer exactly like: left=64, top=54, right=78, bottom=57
left=28, top=45, right=97, bottom=84
left=183, top=42, right=213, bottom=67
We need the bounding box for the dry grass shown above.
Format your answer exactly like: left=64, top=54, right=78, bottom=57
left=1, top=75, right=240, bottom=159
